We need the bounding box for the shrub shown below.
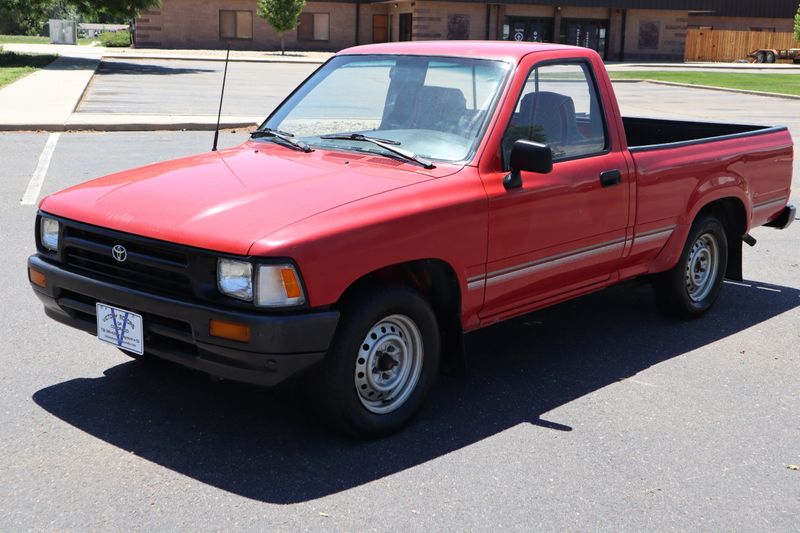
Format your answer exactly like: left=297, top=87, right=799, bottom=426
left=99, top=29, right=131, bottom=47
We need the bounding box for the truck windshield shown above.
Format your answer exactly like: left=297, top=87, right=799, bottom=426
left=262, top=55, right=511, bottom=163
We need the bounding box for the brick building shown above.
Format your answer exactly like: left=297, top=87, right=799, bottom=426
left=134, top=0, right=797, bottom=61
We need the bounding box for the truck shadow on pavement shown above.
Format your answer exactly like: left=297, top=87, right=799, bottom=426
left=33, top=280, right=799, bottom=503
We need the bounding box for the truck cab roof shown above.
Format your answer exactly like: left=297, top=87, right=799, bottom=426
left=338, top=41, right=591, bottom=63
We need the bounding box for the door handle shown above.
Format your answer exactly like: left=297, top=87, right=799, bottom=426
left=600, top=170, right=621, bottom=187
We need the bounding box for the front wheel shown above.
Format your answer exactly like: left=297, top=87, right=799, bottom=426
left=653, top=214, right=728, bottom=319
left=310, top=284, right=441, bottom=437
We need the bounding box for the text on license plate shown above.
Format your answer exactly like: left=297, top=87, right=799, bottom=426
left=96, top=303, right=144, bottom=355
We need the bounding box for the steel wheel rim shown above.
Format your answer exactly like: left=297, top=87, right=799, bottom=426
left=685, top=232, right=719, bottom=302
left=354, top=314, right=424, bottom=414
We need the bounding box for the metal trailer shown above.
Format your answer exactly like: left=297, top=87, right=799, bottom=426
left=748, top=48, right=800, bottom=63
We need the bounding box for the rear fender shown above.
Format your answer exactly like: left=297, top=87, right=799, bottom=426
left=648, top=186, right=749, bottom=276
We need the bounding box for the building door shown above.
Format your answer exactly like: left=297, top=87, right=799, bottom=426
left=503, top=17, right=553, bottom=43
left=373, top=15, right=389, bottom=43
left=560, top=19, right=609, bottom=58
left=399, top=13, right=412, bottom=41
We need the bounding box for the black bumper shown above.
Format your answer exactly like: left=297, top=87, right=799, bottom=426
left=765, top=204, right=796, bottom=230
left=28, top=254, right=340, bottom=386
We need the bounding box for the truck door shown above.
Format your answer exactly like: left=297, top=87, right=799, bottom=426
left=478, top=58, right=630, bottom=319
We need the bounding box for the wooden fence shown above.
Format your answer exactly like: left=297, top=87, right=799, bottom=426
left=684, top=29, right=800, bottom=62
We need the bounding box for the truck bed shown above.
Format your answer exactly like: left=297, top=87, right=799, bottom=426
left=623, top=116, right=786, bottom=152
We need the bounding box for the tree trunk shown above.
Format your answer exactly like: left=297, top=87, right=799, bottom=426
left=280, top=33, right=285, bottom=56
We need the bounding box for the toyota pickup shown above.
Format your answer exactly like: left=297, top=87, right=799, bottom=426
left=28, top=42, right=795, bottom=437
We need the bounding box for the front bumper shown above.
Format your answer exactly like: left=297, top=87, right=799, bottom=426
left=765, top=204, right=796, bottom=230
left=28, top=254, right=340, bottom=386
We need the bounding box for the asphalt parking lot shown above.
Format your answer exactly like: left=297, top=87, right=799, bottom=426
left=1, top=73, right=799, bottom=530
left=76, top=58, right=317, bottom=117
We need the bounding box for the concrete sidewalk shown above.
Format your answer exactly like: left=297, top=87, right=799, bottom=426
left=0, top=56, right=99, bottom=131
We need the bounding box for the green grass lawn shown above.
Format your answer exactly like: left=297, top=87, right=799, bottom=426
left=0, top=34, right=98, bottom=46
left=0, top=35, right=49, bottom=44
left=0, top=51, right=58, bottom=88
left=610, top=71, right=800, bottom=96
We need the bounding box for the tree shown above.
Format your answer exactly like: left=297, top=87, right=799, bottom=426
left=0, top=0, right=159, bottom=34
left=64, top=0, right=160, bottom=22
left=257, top=0, right=305, bottom=55
left=0, top=0, right=54, bottom=35
left=795, top=3, right=800, bottom=42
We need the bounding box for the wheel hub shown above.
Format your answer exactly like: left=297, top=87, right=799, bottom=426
left=685, top=232, right=719, bottom=302
left=354, top=314, right=424, bottom=414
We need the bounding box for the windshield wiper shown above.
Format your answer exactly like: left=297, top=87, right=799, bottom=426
left=320, top=133, right=435, bottom=169
left=250, top=128, right=313, bottom=153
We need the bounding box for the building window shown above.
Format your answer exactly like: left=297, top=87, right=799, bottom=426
left=503, top=17, right=554, bottom=42
left=298, top=13, right=330, bottom=41
left=637, top=21, right=660, bottom=50
left=447, top=14, right=470, bottom=40
left=219, top=10, right=253, bottom=40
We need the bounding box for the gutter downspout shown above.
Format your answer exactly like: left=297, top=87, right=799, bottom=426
left=620, top=8, right=627, bottom=62
left=355, top=0, right=361, bottom=45
left=485, top=4, right=491, bottom=40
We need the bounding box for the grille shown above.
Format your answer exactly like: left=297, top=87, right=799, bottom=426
left=62, top=226, right=194, bottom=298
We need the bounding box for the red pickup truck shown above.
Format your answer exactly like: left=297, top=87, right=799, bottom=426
left=28, top=42, right=794, bottom=436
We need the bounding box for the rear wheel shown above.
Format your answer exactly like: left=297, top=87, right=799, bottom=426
left=754, top=51, right=766, bottom=63
left=310, top=284, right=440, bottom=437
left=765, top=51, right=776, bottom=63
left=653, top=213, right=728, bottom=319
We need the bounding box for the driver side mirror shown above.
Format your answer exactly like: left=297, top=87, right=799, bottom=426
left=503, top=140, right=553, bottom=190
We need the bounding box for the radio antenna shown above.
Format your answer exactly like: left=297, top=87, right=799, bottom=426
left=212, top=48, right=230, bottom=152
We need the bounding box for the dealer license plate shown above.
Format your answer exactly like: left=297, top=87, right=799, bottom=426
left=96, top=303, right=144, bottom=355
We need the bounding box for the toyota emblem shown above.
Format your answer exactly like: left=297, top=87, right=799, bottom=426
left=112, top=244, right=128, bottom=263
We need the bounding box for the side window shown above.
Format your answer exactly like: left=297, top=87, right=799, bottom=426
left=502, top=62, right=606, bottom=166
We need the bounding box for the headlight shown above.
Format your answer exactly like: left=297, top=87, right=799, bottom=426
left=40, top=217, right=60, bottom=252
left=217, top=259, right=253, bottom=301
left=256, top=264, right=305, bottom=307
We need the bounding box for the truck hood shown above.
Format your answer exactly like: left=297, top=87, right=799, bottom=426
left=40, top=142, right=453, bottom=255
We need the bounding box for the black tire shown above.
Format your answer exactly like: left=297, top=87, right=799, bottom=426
left=765, top=51, right=775, bottom=64
left=653, top=213, right=728, bottom=319
left=755, top=52, right=766, bottom=63
left=309, top=284, right=441, bottom=438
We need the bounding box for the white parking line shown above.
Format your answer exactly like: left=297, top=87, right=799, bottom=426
left=21, top=132, right=60, bottom=206
left=755, top=286, right=781, bottom=293
left=723, top=280, right=752, bottom=287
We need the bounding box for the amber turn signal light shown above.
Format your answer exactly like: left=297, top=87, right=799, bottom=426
left=209, top=319, right=252, bottom=343
left=29, top=267, right=46, bottom=288
left=280, top=267, right=302, bottom=299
